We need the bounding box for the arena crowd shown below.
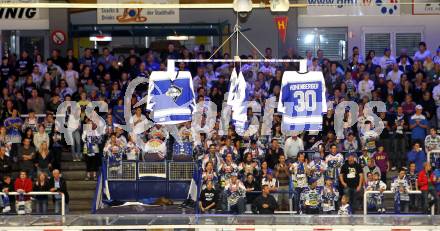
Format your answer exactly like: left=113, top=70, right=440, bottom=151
left=0, top=41, right=440, bottom=215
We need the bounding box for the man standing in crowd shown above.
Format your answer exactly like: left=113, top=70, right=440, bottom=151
left=418, top=162, right=439, bottom=214
left=284, top=133, right=304, bottom=162
left=49, top=169, right=69, bottom=214
left=339, top=154, right=364, bottom=213
left=410, top=105, right=429, bottom=144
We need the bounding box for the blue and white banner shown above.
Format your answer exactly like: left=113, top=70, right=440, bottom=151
left=307, top=0, right=400, bottom=16
left=92, top=159, right=111, bottom=213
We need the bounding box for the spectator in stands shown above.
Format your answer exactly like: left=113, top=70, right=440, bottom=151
left=290, top=152, right=309, bottom=212
left=14, top=171, right=33, bottom=214
left=418, top=162, right=439, bottom=214
left=379, top=48, right=396, bottom=73
left=34, top=141, right=52, bottom=176
left=393, top=106, right=408, bottom=170
left=372, top=144, right=390, bottom=184
left=33, top=172, right=50, bottom=214
left=387, top=64, right=403, bottom=86
left=239, top=152, right=259, bottom=178
left=222, top=172, right=246, bottom=214
left=359, top=147, right=371, bottom=168
left=337, top=195, right=352, bottom=215
left=199, top=180, right=217, bottom=214
left=284, top=133, right=304, bottom=161
left=363, top=158, right=381, bottom=184
left=251, top=184, right=277, bottom=214
left=410, top=105, right=429, bottom=144
left=51, top=125, right=63, bottom=170
left=407, top=142, right=426, bottom=173
left=4, top=108, right=23, bottom=145
left=0, top=147, right=12, bottom=180
left=82, top=119, right=102, bottom=181
left=425, top=127, right=440, bottom=149
left=414, top=42, right=432, bottom=63
left=339, top=153, right=364, bottom=213
left=343, top=133, right=358, bottom=154
left=1, top=175, right=13, bottom=213
left=26, top=89, right=45, bottom=114
left=17, top=138, right=36, bottom=179
left=391, top=168, right=410, bottom=213
left=33, top=124, right=49, bottom=152
left=261, top=170, right=279, bottom=194
left=49, top=169, right=69, bottom=214
left=266, top=139, right=283, bottom=169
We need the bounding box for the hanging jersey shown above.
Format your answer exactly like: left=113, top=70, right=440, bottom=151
left=278, top=71, right=327, bottom=131
left=146, top=71, right=196, bottom=124
left=227, top=70, right=249, bottom=133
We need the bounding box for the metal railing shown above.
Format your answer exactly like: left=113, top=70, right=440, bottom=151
left=363, top=190, right=435, bottom=215
left=0, top=191, right=66, bottom=216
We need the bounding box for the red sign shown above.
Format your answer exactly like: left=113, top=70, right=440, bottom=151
left=274, top=16, right=288, bottom=44
left=51, top=30, right=66, bottom=45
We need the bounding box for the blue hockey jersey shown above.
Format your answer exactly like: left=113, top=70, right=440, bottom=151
left=146, top=71, right=196, bottom=124
left=278, top=71, right=327, bottom=131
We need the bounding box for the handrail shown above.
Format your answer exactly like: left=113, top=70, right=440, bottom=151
left=0, top=191, right=66, bottom=216
left=363, top=190, right=434, bottom=215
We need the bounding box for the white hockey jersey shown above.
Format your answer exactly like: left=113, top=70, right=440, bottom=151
left=145, top=71, right=196, bottom=124
left=278, top=71, right=327, bottom=131
left=227, top=69, right=249, bottom=132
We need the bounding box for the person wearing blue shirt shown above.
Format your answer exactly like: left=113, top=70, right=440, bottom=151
left=433, top=166, right=440, bottom=193
left=407, top=142, right=426, bottom=173
left=409, top=105, right=429, bottom=143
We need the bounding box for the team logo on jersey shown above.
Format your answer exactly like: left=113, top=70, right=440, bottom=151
left=166, top=84, right=183, bottom=102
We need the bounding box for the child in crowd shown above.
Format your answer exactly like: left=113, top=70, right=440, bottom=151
left=338, top=195, right=352, bottom=215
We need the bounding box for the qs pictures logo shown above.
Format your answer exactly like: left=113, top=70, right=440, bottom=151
left=116, top=1, right=147, bottom=23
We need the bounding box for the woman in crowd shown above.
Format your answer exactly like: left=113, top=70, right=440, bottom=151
left=33, top=172, right=50, bottom=214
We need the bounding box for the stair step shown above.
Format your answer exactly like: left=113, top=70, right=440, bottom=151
left=69, top=190, right=95, bottom=200
left=68, top=200, right=92, bottom=211
left=66, top=180, right=97, bottom=190
left=62, top=170, right=89, bottom=180
left=61, top=161, right=87, bottom=171
left=61, top=151, right=73, bottom=161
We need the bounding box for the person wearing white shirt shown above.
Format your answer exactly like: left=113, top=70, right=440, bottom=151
left=284, top=134, right=304, bottom=161
left=204, top=63, right=219, bottom=83
left=64, top=62, right=79, bottom=93
left=379, top=48, right=396, bottom=71
left=433, top=47, right=440, bottom=65
left=305, top=50, right=313, bottom=68
left=259, top=62, right=276, bottom=77
left=349, top=47, right=364, bottom=64
left=414, top=42, right=432, bottom=63
left=386, top=64, right=403, bottom=86
left=357, top=73, right=375, bottom=99
left=309, top=58, right=322, bottom=71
